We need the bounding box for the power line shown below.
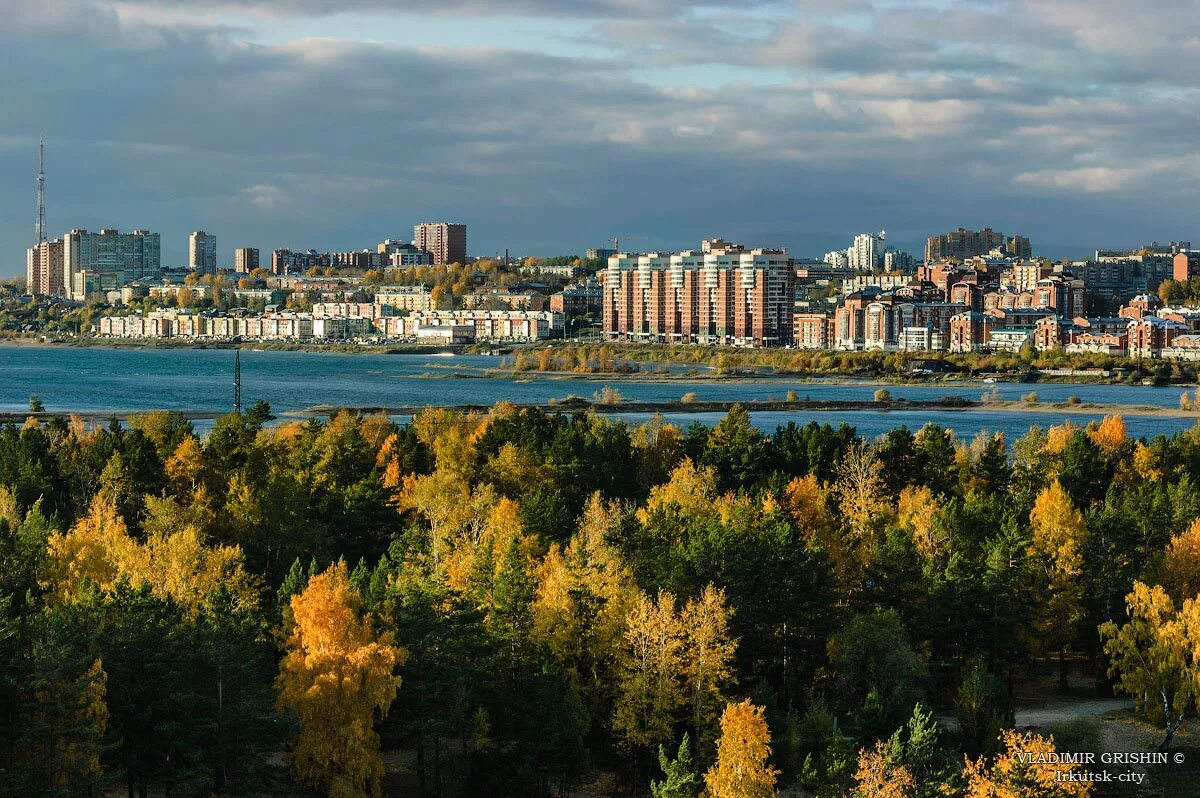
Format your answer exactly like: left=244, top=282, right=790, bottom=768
left=234, top=348, right=243, bottom=412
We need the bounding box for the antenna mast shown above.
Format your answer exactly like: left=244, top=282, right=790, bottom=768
left=35, top=138, right=45, bottom=244
left=233, top=349, right=242, bottom=414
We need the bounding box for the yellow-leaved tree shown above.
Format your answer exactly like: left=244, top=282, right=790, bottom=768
left=46, top=495, right=261, bottom=614
left=639, top=458, right=720, bottom=526
left=1028, top=480, right=1087, bottom=689
left=613, top=590, right=686, bottom=752
left=703, top=700, right=779, bottom=798
left=682, top=584, right=737, bottom=756
left=531, top=494, right=636, bottom=708
left=963, top=729, right=1093, bottom=797
left=276, top=562, right=406, bottom=796
left=1157, top=518, right=1200, bottom=604
left=783, top=474, right=839, bottom=562
left=832, top=441, right=893, bottom=580
left=897, top=485, right=945, bottom=563
left=1100, top=581, right=1195, bottom=751
left=853, top=740, right=915, bottom=798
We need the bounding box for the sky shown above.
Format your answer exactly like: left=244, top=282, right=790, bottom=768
left=2, top=0, right=1200, bottom=274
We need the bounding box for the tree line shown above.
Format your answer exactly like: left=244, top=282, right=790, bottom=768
left=1, top=401, right=1196, bottom=796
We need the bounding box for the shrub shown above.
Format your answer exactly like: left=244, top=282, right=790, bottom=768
left=1021, top=391, right=1038, bottom=404
left=594, top=386, right=624, bottom=404
left=874, top=388, right=892, bottom=403
left=681, top=392, right=697, bottom=404
left=1066, top=396, right=1081, bottom=406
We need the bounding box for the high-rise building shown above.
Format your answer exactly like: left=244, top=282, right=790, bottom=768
left=271, top=249, right=331, bottom=276
left=924, top=227, right=1009, bottom=262
left=602, top=241, right=794, bottom=346
left=63, top=228, right=160, bottom=300
left=1005, top=235, right=1032, bottom=259
left=379, top=240, right=433, bottom=266
left=884, top=250, right=915, bottom=271
left=26, top=239, right=64, bottom=297
left=848, top=232, right=886, bottom=270
left=234, top=248, right=260, bottom=274
left=414, top=222, right=466, bottom=266
left=189, top=231, right=217, bottom=274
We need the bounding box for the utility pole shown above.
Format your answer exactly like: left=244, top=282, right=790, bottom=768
left=233, top=349, right=242, bottom=414
left=35, top=137, right=45, bottom=244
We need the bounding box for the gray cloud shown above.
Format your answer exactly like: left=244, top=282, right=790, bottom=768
left=3, top=0, right=1200, bottom=273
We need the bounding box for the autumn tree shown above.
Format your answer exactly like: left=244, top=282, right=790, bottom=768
left=1158, top=518, right=1200, bottom=603
left=832, top=441, right=892, bottom=581
left=681, top=584, right=737, bottom=755
left=962, top=729, right=1093, bottom=797
left=1027, top=481, right=1087, bottom=689
left=703, top=700, right=779, bottom=798
left=276, top=562, right=405, bottom=796
left=613, top=590, right=686, bottom=753
left=532, top=494, right=636, bottom=709
left=897, top=485, right=945, bottom=563
left=852, top=740, right=915, bottom=798
left=641, top=458, right=720, bottom=526
left=1100, top=581, right=1194, bottom=750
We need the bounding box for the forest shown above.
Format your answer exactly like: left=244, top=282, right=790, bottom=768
left=0, top=400, right=1196, bottom=797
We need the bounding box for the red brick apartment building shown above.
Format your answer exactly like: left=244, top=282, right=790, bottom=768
left=602, top=242, right=795, bottom=346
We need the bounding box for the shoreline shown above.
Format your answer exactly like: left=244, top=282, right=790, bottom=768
left=5, top=337, right=1193, bottom=388
left=4, top=397, right=1195, bottom=426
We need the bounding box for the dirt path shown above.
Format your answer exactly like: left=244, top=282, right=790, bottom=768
left=1014, top=697, right=1133, bottom=727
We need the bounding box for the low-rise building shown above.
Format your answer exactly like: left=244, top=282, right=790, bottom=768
left=373, top=285, right=436, bottom=312
left=550, top=280, right=602, bottom=315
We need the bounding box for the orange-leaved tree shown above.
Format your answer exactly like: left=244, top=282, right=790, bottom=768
left=276, top=561, right=406, bottom=796
left=963, top=729, right=1093, bottom=797
left=703, top=700, right=779, bottom=798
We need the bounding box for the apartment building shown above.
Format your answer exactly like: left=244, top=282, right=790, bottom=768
left=414, top=222, right=467, bottom=266
left=63, top=228, right=160, bottom=300
left=26, top=239, right=64, bottom=296
left=373, top=286, right=436, bottom=312
left=924, top=227, right=1008, bottom=262
left=188, top=231, right=217, bottom=274
left=379, top=309, right=561, bottom=342
left=234, top=248, right=260, bottom=274
left=602, top=241, right=795, bottom=347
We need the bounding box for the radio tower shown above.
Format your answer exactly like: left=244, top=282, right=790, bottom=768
left=35, top=137, right=45, bottom=244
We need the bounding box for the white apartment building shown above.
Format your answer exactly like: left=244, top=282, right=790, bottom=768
left=64, top=228, right=160, bottom=300
left=848, top=232, right=886, bottom=270
left=189, top=231, right=217, bottom=274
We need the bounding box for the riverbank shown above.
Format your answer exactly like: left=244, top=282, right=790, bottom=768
left=0, top=335, right=468, bottom=356
left=8, top=396, right=1192, bottom=426
left=508, top=341, right=1200, bottom=385
left=9, top=335, right=1196, bottom=385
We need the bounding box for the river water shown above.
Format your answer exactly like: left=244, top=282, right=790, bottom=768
left=2, top=345, right=1196, bottom=441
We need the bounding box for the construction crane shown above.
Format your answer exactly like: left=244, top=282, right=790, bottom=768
left=609, top=234, right=648, bottom=254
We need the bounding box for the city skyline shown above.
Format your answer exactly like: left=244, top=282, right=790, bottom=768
left=4, top=0, right=1200, bottom=275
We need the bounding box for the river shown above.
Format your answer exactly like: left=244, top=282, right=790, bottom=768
left=2, top=345, right=1197, bottom=440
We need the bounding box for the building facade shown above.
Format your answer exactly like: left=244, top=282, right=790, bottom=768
left=924, top=227, right=1008, bottom=262
left=414, top=222, right=467, bottom=266
left=63, top=229, right=160, bottom=300
left=602, top=242, right=795, bottom=347
left=234, top=247, right=260, bottom=274
left=26, top=239, right=64, bottom=296
left=188, top=231, right=217, bottom=274
left=271, top=249, right=331, bottom=276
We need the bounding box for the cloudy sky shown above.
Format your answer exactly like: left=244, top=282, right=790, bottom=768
left=2, top=0, right=1199, bottom=273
